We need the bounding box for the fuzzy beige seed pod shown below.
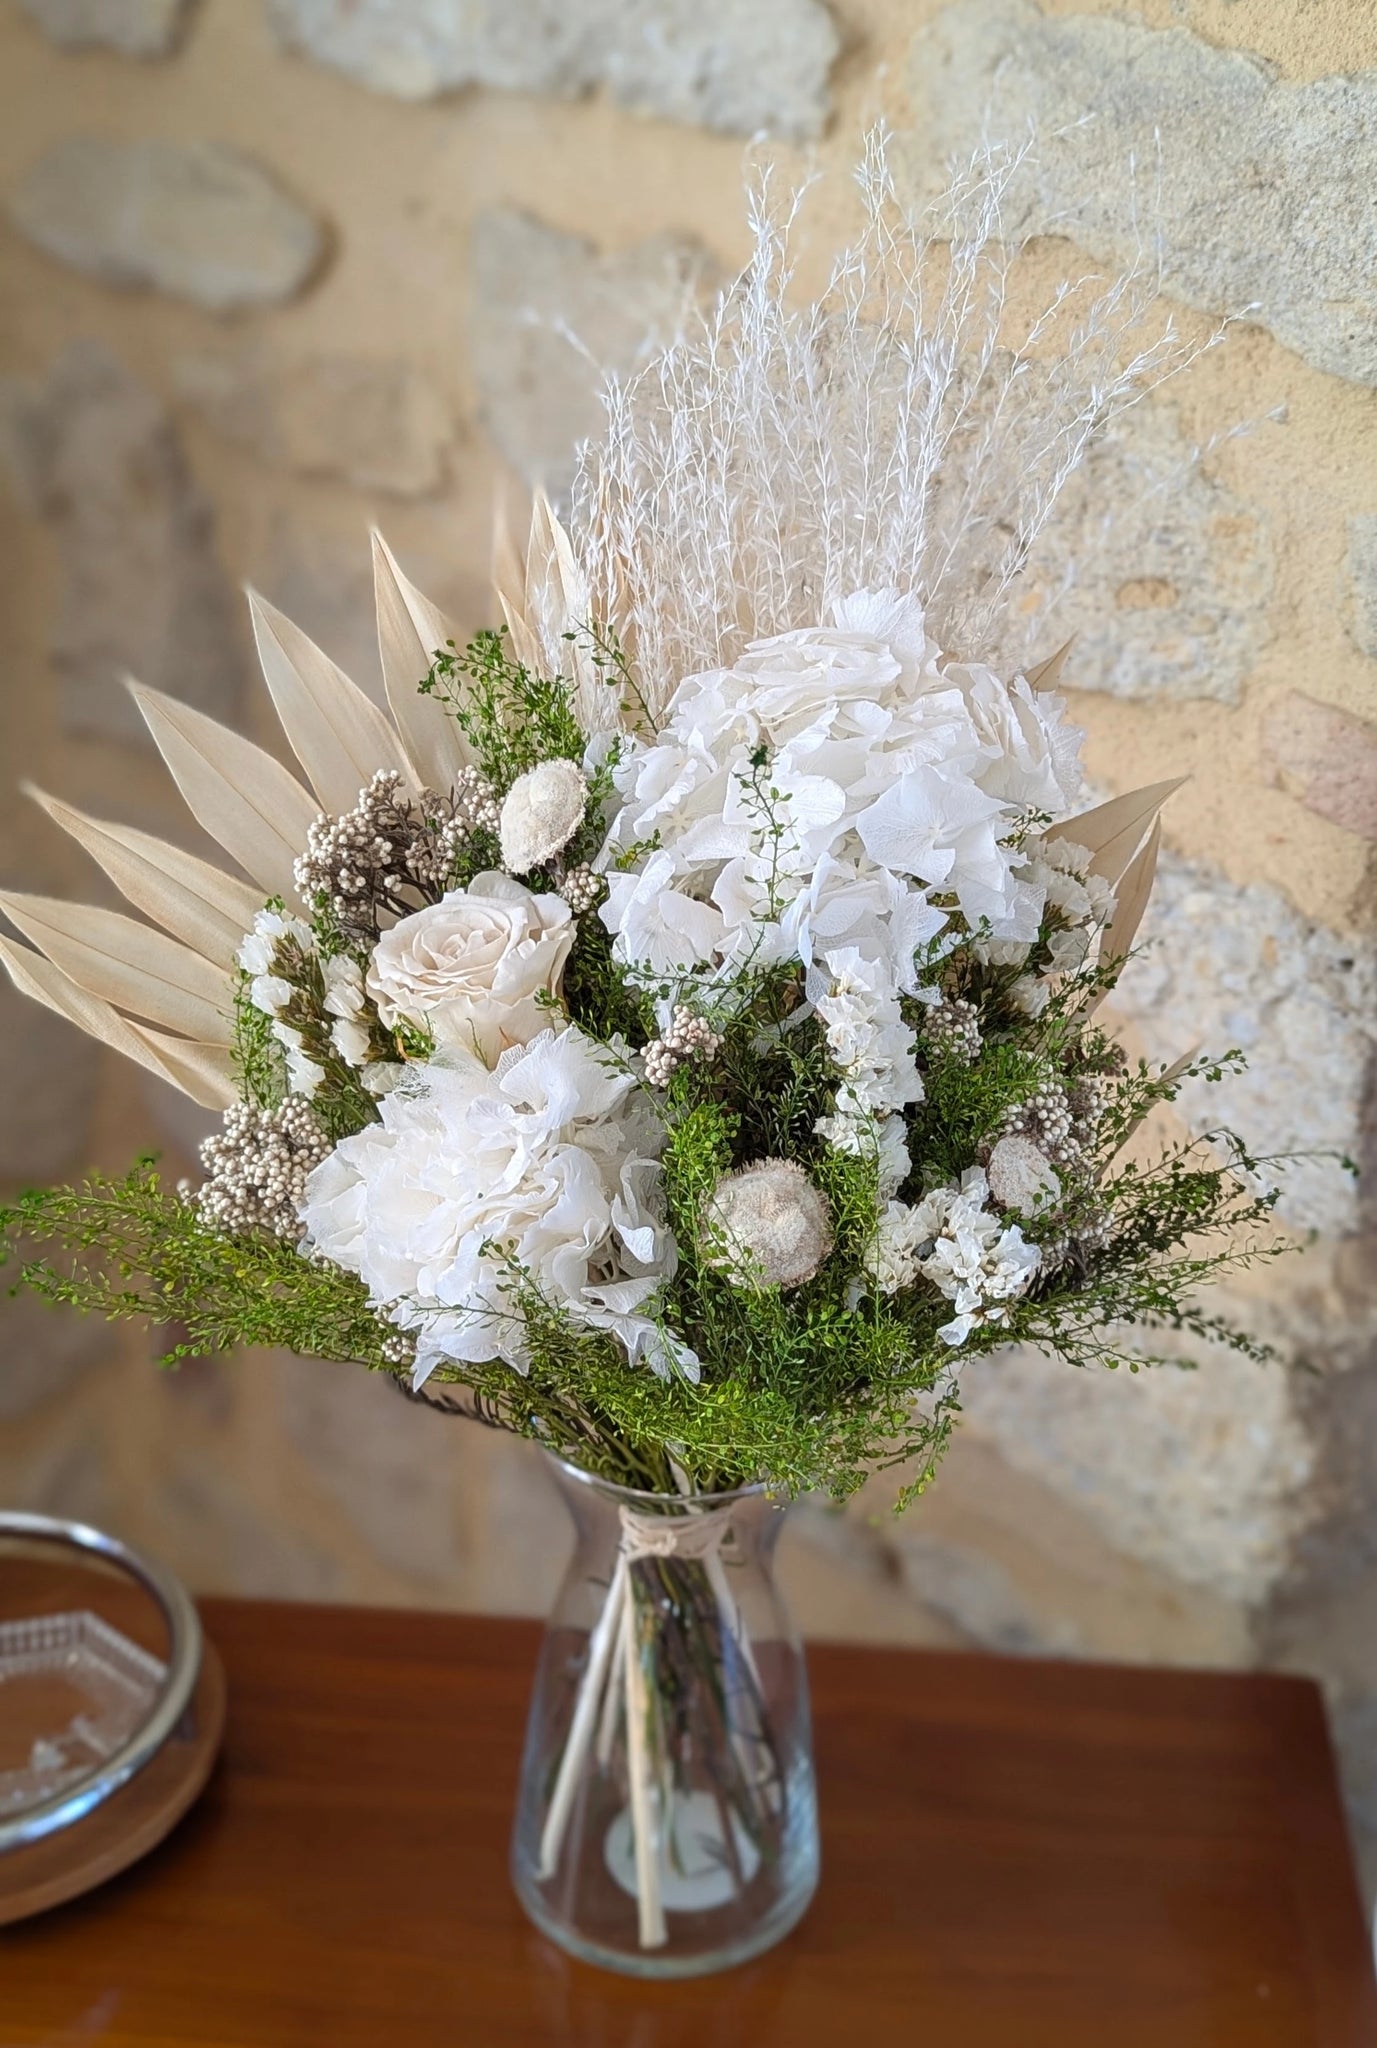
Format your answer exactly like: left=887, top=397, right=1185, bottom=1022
left=986, top=1133, right=1061, bottom=1217
left=706, top=1158, right=833, bottom=1290
left=499, top=758, right=588, bottom=874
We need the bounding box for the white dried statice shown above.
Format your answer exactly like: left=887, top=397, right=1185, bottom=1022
left=869, top=1167, right=1040, bottom=1344
left=197, top=1099, right=331, bottom=1240
left=1020, top=834, right=1116, bottom=928
left=238, top=907, right=313, bottom=982
left=499, top=759, right=589, bottom=875
left=814, top=1109, right=912, bottom=1201
left=299, top=1025, right=688, bottom=1384
left=706, top=1159, right=833, bottom=1290
left=812, top=948, right=923, bottom=1119
left=811, top=945, right=923, bottom=1174
left=864, top=1199, right=931, bottom=1295
left=279, top=1039, right=326, bottom=1099
left=322, top=954, right=371, bottom=1067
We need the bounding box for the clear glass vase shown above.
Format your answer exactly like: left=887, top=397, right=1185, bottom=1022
left=510, top=1456, right=819, bottom=1978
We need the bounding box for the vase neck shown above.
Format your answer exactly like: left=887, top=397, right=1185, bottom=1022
left=617, top=1497, right=740, bottom=1562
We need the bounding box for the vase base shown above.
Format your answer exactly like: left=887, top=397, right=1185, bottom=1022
left=511, top=1863, right=819, bottom=1980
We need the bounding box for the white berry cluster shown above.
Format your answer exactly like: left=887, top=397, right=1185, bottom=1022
left=450, top=766, right=504, bottom=840
left=293, top=769, right=501, bottom=942
left=558, top=863, right=605, bottom=916
left=196, top=1098, right=331, bottom=1240
left=922, top=995, right=982, bottom=1066
left=1000, top=1068, right=1107, bottom=1172
left=403, top=768, right=502, bottom=888
left=642, top=1005, right=723, bottom=1088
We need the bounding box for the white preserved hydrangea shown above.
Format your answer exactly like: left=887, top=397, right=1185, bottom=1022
left=499, top=758, right=589, bottom=874
left=864, top=1167, right=1041, bottom=1345
left=298, top=1024, right=690, bottom=1384
left=599, top=588, right=1082, bottom=1015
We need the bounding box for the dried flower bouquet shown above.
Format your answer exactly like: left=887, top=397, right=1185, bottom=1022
left=0, top=136, right=1294, bottom=1970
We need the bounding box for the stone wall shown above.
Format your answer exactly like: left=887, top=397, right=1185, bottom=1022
left=2, top=0, right=1376, bottom=1898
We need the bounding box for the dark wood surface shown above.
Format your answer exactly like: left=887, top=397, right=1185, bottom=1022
left=1, top=1598, right=1374, bottom=2047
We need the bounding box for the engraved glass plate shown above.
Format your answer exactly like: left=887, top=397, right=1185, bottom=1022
left=0, top=1611, right=167, bottom=1822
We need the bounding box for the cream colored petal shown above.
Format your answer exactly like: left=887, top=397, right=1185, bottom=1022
left=1026, top=638, right=1075, bottom=691
left=492, top=495, right=544, bottom=667
left=1100, top=816, right=1160, bottom=969
left=0, top=891, right=232, bottom=1044
left=1048, top=777, right=1185, bottom=887
left=128, top=677, right=319, bottom=899
left=132, top=1025, right=236, bottom=1110
left=526, top=490, right=602, bottom=720
left=371, top=530, right=470, bottom=788
left=0, top=935, right=195, bottom=1101
left=491, top=495, right=527, bottom=627
left=497, top=589, right=545, bottom=675
left=247, top=587, right=419, bottom=813
left=25, top=784, right=261, bottom=970
left=1105, top=1040, right=1201, bottom=1156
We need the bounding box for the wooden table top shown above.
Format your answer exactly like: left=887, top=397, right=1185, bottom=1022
left=1, top=1598, right=1374, bottom=2048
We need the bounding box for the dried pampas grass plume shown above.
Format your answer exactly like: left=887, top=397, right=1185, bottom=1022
left=563, top=126, right=1212, bottom=727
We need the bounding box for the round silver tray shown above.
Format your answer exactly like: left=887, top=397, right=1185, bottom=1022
left=0, top=1512, right=203, bottom=1854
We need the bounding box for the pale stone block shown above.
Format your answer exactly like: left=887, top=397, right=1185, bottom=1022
left=1346, top=516, right=1377, bottom=659
left=8, top=138, right=323, bottom=311
left=907, top=0, right=1377, bottom=385
left=1, top=341, right=245, bottom=743
left=1113, top=854, right=1377, bottom=1237
left=960, top=1333, right=1317, bottom=1607
left=177, top=352, right=453, bottom=498
left=268, top=0, right=840, bottom=140
left=1012, top=398, right=1273, bottom=703
left=16, top=0, right=190, bottom=55
left=1261, top=692, right=1377, bottom=841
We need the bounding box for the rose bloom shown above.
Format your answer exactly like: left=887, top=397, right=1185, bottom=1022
left=366, top=873, right=572, bottom=1066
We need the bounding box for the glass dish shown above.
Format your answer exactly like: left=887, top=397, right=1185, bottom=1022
left=0, top=1611, right=167, bottom=1822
